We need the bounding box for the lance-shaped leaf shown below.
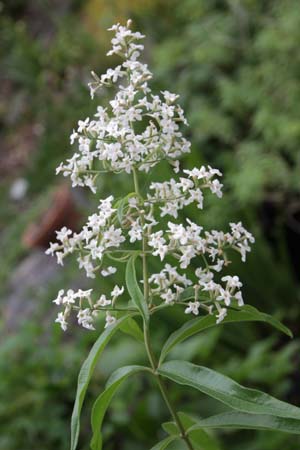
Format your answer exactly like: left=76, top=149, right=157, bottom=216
left=70, top=315, right=132, bottom=450
left=90, top=365, right=149, bottom=450
left=158, top=361, right=300, bottom=419
left=187, top=411, right=300, bottom=434
left=163, top=412, right=221, bottom=450
left=120, top=316, right=144, bottom=342
left=116, top=193, right=135, bottom=225
left=162, top=421, right=179, bottom=436
left=159, top=306, right=292, bottom=365
left=126, top=255, right=149, bottom=323
left=149, top=435, right=178, bottom=450
left=179, top=412, right=221, bottom=450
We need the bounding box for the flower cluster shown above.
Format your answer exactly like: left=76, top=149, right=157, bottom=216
left=147, top=220, right=253, bottom=322
left=146, top=166, right=223, bottom=218
left=56, top=22, right=190, bottom=194
left=53, top=285, right=124, bottom=331
left=47, top=21, right=255, bottom=331
left=46, top=196, right=125, bottom=278
left=148, top=264, right=193, bottom=305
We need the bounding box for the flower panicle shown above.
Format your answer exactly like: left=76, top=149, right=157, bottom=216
left=47, top=21, right=255, bottom=332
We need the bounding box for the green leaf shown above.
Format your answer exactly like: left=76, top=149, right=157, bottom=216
left=187, top=411, right=300, bottom=434
left=159, top=306, right=292, bottom=365
left=90, top=365, right=149, bottom=450
left=70, top=315, right=132, bottom=450
left=178, top=412, right=221, bottom=450
left=179, top=286, right=196, bottom=302
left=119, top=317, right=144, bottom=342
left=126, top=255, right=149, bottom=323
left=241, top=305, right=292, bottom=337
left=117, top=197, right=127, bottom=225
left=158, top=360, right=300, bottom=419
left=116, top=193, right=135, bottom=225
left=149, top=435, right=178, bottom=450
left=162, top=421, right=179, bottom=436
left=162, top=413, right=221, bottom=450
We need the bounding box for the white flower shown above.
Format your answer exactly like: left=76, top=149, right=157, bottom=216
left=105, top=311, right=117, bottom=328
left=76, top=289, right=93, bottom=298
left=161, top=91, right=179, bottom=103
left=55, top=312, right=68, bottom=331
left=77, top=118, right=90, bottom=133
left=129, top=221, right=143, bottom=242
left=128, top=197, right=138, bottom=209
left=95, top=295, right=111, bottom=307
left=238, top=241, right=251, bottom=262
left=161, top=289, right=176, bottom=305
left=168, top=222, right=189, bottom=245
left=216, top=307, right=227, bottom=324
left=211, top=259, right=224, bottom=272
left=200, top=280, right=219, bottom=293
left=148, top=231, right=168, bottom=260
left=171, top=160, right=180, bottom=173
left=189, top=188, right=204, bottom=209
left=196, top=268, right=214, bottom=283
left=56, top=227, right=72, bottom=242
left=235, top=291, right=244, bottom=306
left=179, top=246, right=197, bottom=269
left=111, top=285, right=124, bottom=298
left=185, top=301, right=200, bottom=315
left=103, top=225, right=125, bottom=247
left=53, top=289, right=64, bottom=305
left=221, top=275, right=242, bottom=290
left=101, top=266, right=117, bottom=277
left=209, top=179, right=223, bottom=198
left=63, top=289, right=77, bottom=305
left=216, top=288, right=232, bottom=306
left=70, top=129, right=78, bottom=144
left=179, top=177, right=194, bottom=192
left=77, top=308, right=95, bottom=330
left=45, top=242, right=60, bottom=256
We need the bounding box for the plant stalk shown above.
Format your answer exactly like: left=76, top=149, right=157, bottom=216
left=133, top=168, right=194, bottom=450
left=144, top=326, right=195, bottom=450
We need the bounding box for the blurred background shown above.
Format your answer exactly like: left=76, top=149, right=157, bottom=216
left=1, top=0, right=300, bottom=449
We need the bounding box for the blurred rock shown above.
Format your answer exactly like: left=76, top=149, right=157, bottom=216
left=3, top=250, right=59, bottom=332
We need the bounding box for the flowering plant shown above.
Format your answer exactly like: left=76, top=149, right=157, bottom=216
left=47, top=21, right=300, bottom=450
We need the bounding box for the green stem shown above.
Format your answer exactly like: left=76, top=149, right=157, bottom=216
left=132, top=167, right=195, bottom=450
left=144, top=325, right=194, bottom=450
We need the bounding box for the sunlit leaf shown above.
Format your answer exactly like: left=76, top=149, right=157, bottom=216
left=158, top=360, right=300, bottom=419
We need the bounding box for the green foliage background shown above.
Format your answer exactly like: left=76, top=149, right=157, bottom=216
left=0, top=0, right=299, bottom=448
